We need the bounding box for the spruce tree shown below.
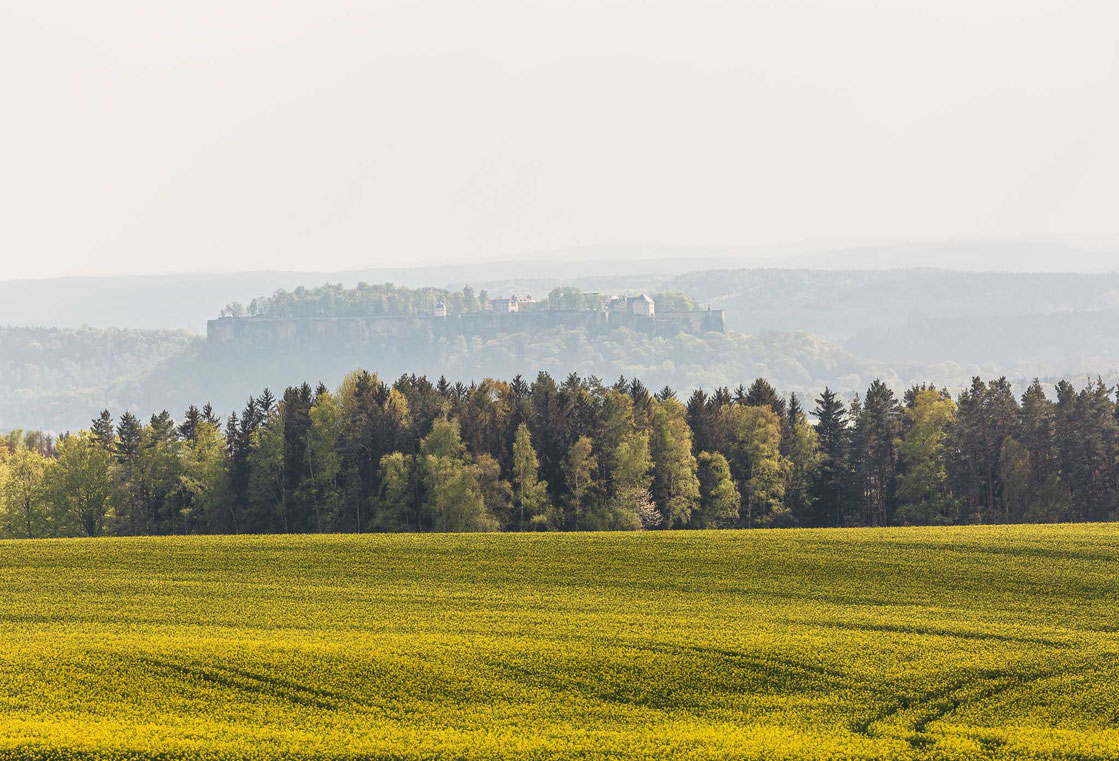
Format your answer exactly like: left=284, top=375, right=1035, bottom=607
left=812, top=387, right=849, bottom=527
left=178, top=405, right=202, bottom=444
left=90, top=410, right=115, bottom=452
left=744, top=378, right=786, bottom=417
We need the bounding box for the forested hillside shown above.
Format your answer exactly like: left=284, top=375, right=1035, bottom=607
left=132, top=326, right=869, bottom=429
left=0, top=327, right=199, bottom=431
left=474, top=269, right=1119, bottom=370
left=665, top=269, right=1119, bottom=338
left=7, top=272, right=1119, bottom=432
left=4, top=319, right=873, bottom=432
left=2, top=368, right=1116, bottom=540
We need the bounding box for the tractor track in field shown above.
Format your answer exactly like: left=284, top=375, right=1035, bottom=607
left=851, top=657, right=1114, bottom=749
left=127, top=654, right=382, bottom=712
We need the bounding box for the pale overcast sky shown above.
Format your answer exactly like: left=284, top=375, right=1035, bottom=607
left=1, top=0, right=1116, bottom=278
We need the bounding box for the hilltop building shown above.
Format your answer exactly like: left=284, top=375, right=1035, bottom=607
left=490, top=294, right=536, bottom=313
left=610, top=293, right=655, bottom=317
left=207, top=290, right=724, bottom=348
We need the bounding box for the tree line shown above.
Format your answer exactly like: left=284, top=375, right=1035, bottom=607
left=1, top=371, right=1116, bottom=538
left=220, top=283, right=700, bottom=320
left=220, top=283, right=492, bottom=319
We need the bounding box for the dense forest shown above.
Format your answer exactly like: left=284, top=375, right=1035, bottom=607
left=1, top=368, right=1116, bottom=539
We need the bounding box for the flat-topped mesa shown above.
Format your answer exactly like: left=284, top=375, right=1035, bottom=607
left=207, top=291, right=725, bottom=347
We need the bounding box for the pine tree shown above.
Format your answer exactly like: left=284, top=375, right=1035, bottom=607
left=114, top=412, right=144, bottom=534
left=178, top=405, right=202, bottom=443
left=1019, top=380, right=1056, bottom=487
left=851, top=381, right=901, bottom=526
left=257, top=388, right=276, bottom=415
left=685, top=389, right=710, bottom=454
left=90, top=410, right=115, bottom=452
left=954, top=377, right=1019, bottom=523
left=812, top=387, right=850, bottom=526
left=744, top=378, right=786, bottom=417
left=281, top=384, right=314, bottom=531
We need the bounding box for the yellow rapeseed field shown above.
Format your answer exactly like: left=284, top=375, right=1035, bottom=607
left=1, top=525, right=1117, bottom=759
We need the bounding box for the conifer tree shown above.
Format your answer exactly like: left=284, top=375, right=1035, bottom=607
left=851, top=381, right=901, bottom=526
left=812, top=387, right=850, bottom=526
left=954, top=377, right=1019, bottom=523
left=90, top=410, right=116, bottom=452
left=178, top=405, right=202, bottom=444
left=114, top=412, right=144, bottom=534
left=744, top=378, right=786, bottom=417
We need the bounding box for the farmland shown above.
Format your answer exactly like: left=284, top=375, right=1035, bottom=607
left=0, top=525, right=1117, bottom=760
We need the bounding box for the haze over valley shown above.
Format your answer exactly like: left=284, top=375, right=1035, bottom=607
left=5, top=241, right=1119, bottom=432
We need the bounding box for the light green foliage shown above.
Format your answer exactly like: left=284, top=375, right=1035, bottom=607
left=303, top=389, right=344, bottom=530
left=377, top=451, right=415, bottom=530
left=1, top=526, right=1118, bottom=759
left=895, top=389, right=957, bottom=525
left=0, top=445, right=49, bottom=539
left=422, top=455, right=496, bottom=532
left=473, top=453, right=512, bottom=528
left=696, top=451, right=739, bottom=528
left=653, top=291, right=696, bottom=312
left=45, top=432, right=113, bottom=537
left=605, top=431, right=655, bottom=530
left=719, top=405, right=789, bottom=526
left=649, top=400, right=700, bottom=527
left=177, top=421, right=228, bottom=530
left=247, top=414, right=286, bottom=532
left=420, top=418, right=468, bottom=461
left=511, top=423, right=549, bottom=529
left=419, top=418, right=497, bottom=532
left=562, top=436, right=597, bottom=530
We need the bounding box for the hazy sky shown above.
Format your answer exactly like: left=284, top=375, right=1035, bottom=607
left=1, top=0, right=1116, bottom=279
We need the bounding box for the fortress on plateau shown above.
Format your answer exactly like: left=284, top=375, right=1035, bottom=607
left=207, top=291, right=726, bottom=349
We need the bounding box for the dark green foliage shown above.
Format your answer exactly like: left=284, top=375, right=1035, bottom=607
left=850, top=380, right=902, bottom=526
left=9, top=367, right=1119, bottom=538
left=811, top=388, right=849, bottom=526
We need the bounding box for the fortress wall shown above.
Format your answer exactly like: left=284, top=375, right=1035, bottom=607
left=657, top=310, right=726, bottom=335
left=606, top=312, right=658, bottom=334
